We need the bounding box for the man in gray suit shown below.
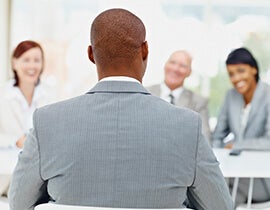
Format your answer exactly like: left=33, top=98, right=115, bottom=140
left=9, top=8, right=233, bottom=210
left=147, top=50, right=211, bottom=142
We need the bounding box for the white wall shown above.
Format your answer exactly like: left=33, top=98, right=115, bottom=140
left=0, top=0, right=11, bottom=84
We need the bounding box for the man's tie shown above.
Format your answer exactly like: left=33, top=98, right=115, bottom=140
left=169, top=93, right=175, bottom=105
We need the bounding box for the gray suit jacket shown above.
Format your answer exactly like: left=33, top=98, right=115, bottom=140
left=9, top=81, right=233, bottom=210
left=212, top=81, right=270, bottom=150
left=212, top=81, right=270, bottom=203
left=147, top=84, right=211, bottom=142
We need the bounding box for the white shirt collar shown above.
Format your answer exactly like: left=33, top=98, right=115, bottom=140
left=99, top=76, right=140, bottom=83
left=160, top=82, right=184, bottom=102
left=4, top=81, right=43, bottom=133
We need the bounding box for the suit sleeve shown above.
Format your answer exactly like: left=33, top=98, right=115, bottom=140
left=8, top=112, right=47, bottom=210
left=195, top=97, right=211, bottom=143
left=186, top=117, right=234, bottom=210
left=234, top=95, right=270, bottom=150
left=212, top=92, right=231, bottom=148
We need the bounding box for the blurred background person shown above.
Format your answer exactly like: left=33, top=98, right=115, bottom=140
left=147, top=50, right=211, bottom=142
left=0, top=40, right=58, bottom=197
left=0, top=40, right=56, bottom=149
left=212, top=47, right=270, bottom=204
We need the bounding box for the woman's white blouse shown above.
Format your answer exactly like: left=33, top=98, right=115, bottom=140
left=0, top=80, right=57, bottom=148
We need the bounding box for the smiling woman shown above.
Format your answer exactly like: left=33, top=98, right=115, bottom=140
left=0, top=40, right=56, bottom=149
left=212, top=47, right=270, bottom=205
left=212, top=47, right=270, bottom=149
left=0, top=40, right=58, bottom=196
left=12, top=41, right=44, bottom=90
left=226, top=48, right=259, bottom=105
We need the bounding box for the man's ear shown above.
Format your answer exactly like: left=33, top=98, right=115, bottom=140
left=88, top=45, right=95, bottom=64
left=141, top=41, right=148, bottom=61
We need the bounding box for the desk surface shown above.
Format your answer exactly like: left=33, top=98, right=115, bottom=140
left=0, top=148, right=20, bottom=175
left=213, top=148, right=270, bottom=178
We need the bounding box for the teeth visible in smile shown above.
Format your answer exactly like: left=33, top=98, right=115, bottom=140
left=27, top=70, right=36, bottom=75
left=236, top=81, right=245, bottom=88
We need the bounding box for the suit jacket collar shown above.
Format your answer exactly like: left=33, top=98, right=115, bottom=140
left=245, top=80, right=265, bottom=130
left=232, top=80, right=265, bottom=134
left=152, top=84, right=161, bottom=96
left=154, top=84, right=190, bottom=106
left=231, top=90, right=243, bottom=134
left=87, top=81, right=151, bottom=95
left=160, top=83, right=183, bottom=99
left=175, top=88, right=190, bottom=107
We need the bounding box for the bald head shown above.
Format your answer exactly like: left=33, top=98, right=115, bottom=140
left=89, top=9, right=147, bottom=73
left=164, top=50, right=193, bottom=90
left=168, top=50, right=192, bottom=65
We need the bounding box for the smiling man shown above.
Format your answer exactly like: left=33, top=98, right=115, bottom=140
left=147, top=50, right=211, bottom=142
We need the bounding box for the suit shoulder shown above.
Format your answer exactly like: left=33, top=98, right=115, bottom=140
left=225, top=87, right=241, bottom=99
left=261, top=81, right=270, bottom=92
left=146, top=83, right=160, bottom=89
left=146, top=84, right=161, bottom=96
left=184, top=88, right=208, bottom=103
left=150, top=94, right=200, bottom=120
left=255, top=81, right=270, bottom=103
left=35, top=95, right=85, bottom=115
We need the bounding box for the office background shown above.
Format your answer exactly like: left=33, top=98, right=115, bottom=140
left=1, top=0, right=270, bottom=124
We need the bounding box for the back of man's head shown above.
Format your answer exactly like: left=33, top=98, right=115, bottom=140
left=90, top=8, right=146, bottom=68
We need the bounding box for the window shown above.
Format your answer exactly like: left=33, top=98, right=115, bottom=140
left=10, top=0, right=270, bottom=119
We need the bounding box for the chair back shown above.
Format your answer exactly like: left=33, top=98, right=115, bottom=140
left=35, top=203, right=193, bottom=210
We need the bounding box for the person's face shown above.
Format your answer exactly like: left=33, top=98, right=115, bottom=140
left=164, top=52, right=191, bottom=90
left=227, top=64, right=257, bottom=95
left=13, top=47, right=43, bottom=86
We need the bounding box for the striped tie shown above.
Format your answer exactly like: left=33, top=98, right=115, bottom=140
left=169, top=93, right=175, bottom=105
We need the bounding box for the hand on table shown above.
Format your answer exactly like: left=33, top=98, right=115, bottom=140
left=16, top=135, right=26, bottom=148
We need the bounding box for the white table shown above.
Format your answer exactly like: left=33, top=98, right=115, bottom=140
left=213, top=148, right=270, bottom=208
left=0, top=148, right=20, bottom=196
left=0, top=148, right=19, bottom=175
left=0, top=201, right=9, bottom=210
